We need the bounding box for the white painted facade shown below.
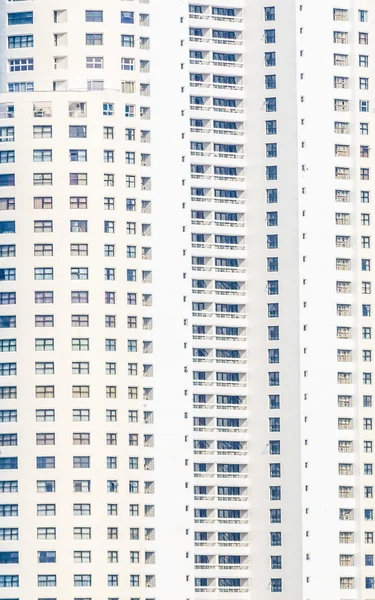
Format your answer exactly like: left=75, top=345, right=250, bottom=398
left=0, top=0, right=374, bottom=599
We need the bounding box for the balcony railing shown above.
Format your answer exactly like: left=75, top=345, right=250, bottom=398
left=195, top=517, right=248, bottom=525
left=190, top=58, right=243, bottom=68
left=189, top=12, right=243, bottom=23
left=194, top=494, right=248, bottom=502
left=0, top=111, right=14, bottom=119
left=191, top=104, right=244, bottom=114
left=195, top=586, right=249, bottom=593
left=195, top=564, right=248, bottom=570
left=191, top=195, right=245, bottom=205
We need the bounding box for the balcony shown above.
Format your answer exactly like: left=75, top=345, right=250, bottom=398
left=195, top=564, right=248, bottom=570
left=33, top=103, right=52, bottom=118
left=189, top=35, right=243, bottom=46
left=194, top=494, right=248, bottom=502
left=191, top=195, right=245, bottom=205
left=192, top=288, right=246, bottom=298
left=195, top=586, right=249, bottom=593
left=193, top=400, right=247, bottom=411
left=68, top=102, right=87, bottom=118
left=191, top=103, right=244, bottom=115
left=213, top=82, right=243, bottom=91
left=194, top=446, right=247, bottom=456
left=195, top=541, right=248, bottom=548
left=190, top=58, right=243, bottom=68
left=192, top=151, right=245, bottom=160
left=215, top=312, right=246, bottom=320
left=214, top=243, right=245, bottom=251
left=189, top=12, right=243, bottom=23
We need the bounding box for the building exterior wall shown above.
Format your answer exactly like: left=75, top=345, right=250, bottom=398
left=0, top=0, right=374, bottom=599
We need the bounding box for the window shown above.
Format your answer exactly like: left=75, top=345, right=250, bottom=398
left=8, top=58, right=34, bottom=73
left=73, top=503, right=91, bottom=515
left=74, top=550, right=91, bottom=563
left=0, top=409, right=17, bottom=421
left=104, top=126, right=114, bottom=140
left=73, top=456, right=90, bottom=468
left=72, top=409, right=90, bottom=422
left=130, top=575, right=140, bottom=587
left=36, top=456, right=55, bottom=469
left=73, top=433, right=90, bottom=445
left=106, top=315, right=116, bottom=328
left=264, top=29, right=276, bottom=44
left=264, top=6, right=275, bottom=20
left=0, top=245, right=16, bottom=257
left=267, top=281, right=279, bottom=295
left=0, top=574, right=19, bottom=587
left=266, top=143, right=277, bottom=158
left=35, top=291, right=53, bottom=304
left=101, top=220, right=116, bottom=235
left=108, top=574, right=119, bottom=586
left=74, top=574, right=92, bottom=586
left=38, top=550, right=56, bottom=563
left=86, top=10, right=103, bottom=22
left=265, top=97, right=277, bottom=112
left=0, top=152, right=15, bottom=165
left=74, top=527, right=91, bottom=539
left=108, top=527, right=118, bottom=539
left=0, top=127, right=14, bottom=143
left=35, top=339, right=54, bottom=352
left=0, top=315, right=16, bottom=328
left=35, top=361, right=54, bottom=374
left=70, top=173, right=87, bottom=186
left=71, top=243, right=88, bottom=256
left=69, top=125, right=86, bottom=138
left=37, top=574, right=57, bottom=587
left=34, top=196, right=53, bottom=210
left=362, top=213, right=370, bottom=226
left=0, top=527, right=18, bottom=540
left=8, top=11, right=33, bottom=25
left=271, top=579, right=282, bottom=592
left=35, top=385, right=54, bottom=398
left=121, top=11, right=134, bottom=23
left=0, top=268, right=15, bottom=281
left=122, top=57, right=135, bottom=71
left=269, top=441, right=280, bottom=455
left=36, top=409, right=55, bottom=422
left=86, top=56, right=103, bottom=69
left=266, top=212, right=278, bottom=227
left=87, top=79, right=104, bottom=91
left=35, top=267, right=53, bottom=280
left=0, top=361, right=16, bottom=376
left=266, top=166, right=277, bottom=180
left=265, top=52, right=276, bottom=66
left=0, top=503, right=18, bottom=516
left=0, top=386, right=17, bottom=399
left=8, top=34, right=33, bottom=48
left=270, top=531, right=281, bottom=546
left=34, top=220, right=52, bottom=232
left=34, top=173, right=52, bottom=186
left=364, top=395, right=373, bottom=407
left=86, top=33, right=103, bottom=45
left=34, top=244, right=53, bottom=256
left=70, top=220, right=87, bottom=232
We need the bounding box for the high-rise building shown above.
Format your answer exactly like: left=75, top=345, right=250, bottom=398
left=0, top=0, right=374, bottom=599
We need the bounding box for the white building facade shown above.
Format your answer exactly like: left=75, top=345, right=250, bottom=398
left=0, top=0, right=374, bottom=599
